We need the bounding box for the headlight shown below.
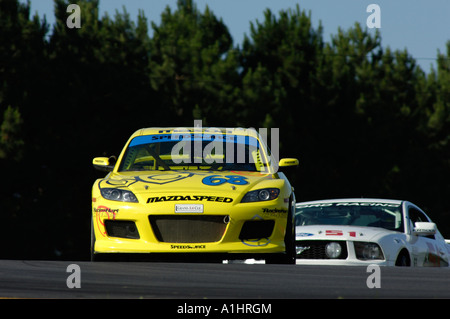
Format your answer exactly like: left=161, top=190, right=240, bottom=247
left=100, top=188, right=138, bottom=203
left=241, top=188, right=280, bottom=203
left=325, top=242, right=342, bottom=259
left=354, top=242, right=384, bottom=260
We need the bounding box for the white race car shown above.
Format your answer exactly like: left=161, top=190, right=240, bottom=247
left=295, top=198, right=450, bottom=266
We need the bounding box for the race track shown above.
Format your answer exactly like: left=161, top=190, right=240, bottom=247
left=0, top=260, right=449, bottom=299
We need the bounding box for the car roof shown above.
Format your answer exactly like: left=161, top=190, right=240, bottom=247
left=296, top=198, right=404, bottom=206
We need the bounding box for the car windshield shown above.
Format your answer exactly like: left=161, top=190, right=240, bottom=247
left=118, top=133, right=270, bottom=172
left=295, top=202, right=404, bottom=232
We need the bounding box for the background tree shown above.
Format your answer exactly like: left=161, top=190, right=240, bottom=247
left=149, top=0, right=240, bottom=126
left=0, top=0, right=47, bottom=161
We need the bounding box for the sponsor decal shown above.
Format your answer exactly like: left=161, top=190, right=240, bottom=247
left=93, top=207, right=119, bottom=214
left=175, top=204, right=204, bottom=213
left=326, top=230, right=343, bottom=236
left=298, top=202, right=400, bottom=208
left=299, top=230, right=358, bottom=237
left=147, top=195, right=233, bottom=203
left=262, top=208, right=287, bottom=214
left=335, top=202, right=400, bottom=208
left=170, top=244, right=206, bottom=249
left=93, top=205, right=118, bottom=237
left=296, top=232, right=314, bottom=237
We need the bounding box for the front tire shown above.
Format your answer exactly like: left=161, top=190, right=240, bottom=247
left=395, top=249, right=411, bottom=266
left=266, top=195, right=295, bottom=264
left=90, top=219, right=97, bottom=261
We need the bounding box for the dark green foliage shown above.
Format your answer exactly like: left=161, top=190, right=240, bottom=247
left=149, top=0, right=239, bottom=126
left=0, top=0, right=449, bottom=259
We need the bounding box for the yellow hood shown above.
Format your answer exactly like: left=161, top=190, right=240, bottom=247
left=99, top=170, right=284, bottom=202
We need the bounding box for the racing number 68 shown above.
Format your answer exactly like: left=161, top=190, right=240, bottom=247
left=202, top=175, right=248, bottom=186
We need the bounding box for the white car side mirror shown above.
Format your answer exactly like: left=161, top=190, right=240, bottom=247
left=413, top=222, right=437, bottom=236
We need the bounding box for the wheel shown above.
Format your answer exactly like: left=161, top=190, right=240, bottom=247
left=283, top=195, right=296, bottom=263
left=266, top=195, right=295, bottom=264
left=395, top=249, right=411, bottom=266
left=90, top=219, right=98, bottom=261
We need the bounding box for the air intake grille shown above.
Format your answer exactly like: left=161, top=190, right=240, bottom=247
left=104, top=220, right=140, bottom=239
left=239, top=220, right=274, bottom=240
left=149, top=215, right=228, bottom=243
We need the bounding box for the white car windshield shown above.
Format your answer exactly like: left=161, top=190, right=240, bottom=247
left=295, top=202, right=404, bottom=232
left=118, top=133, right=270, bottom=172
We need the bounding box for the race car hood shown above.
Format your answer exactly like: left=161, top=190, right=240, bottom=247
left=295, top=225, right=395, bottom=242
left=99, top=170, right=283, bottom=201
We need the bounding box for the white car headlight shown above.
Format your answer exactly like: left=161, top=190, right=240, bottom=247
left=325, top=242, right=342, bottom=259
left=354, top=242, right=384, bottom=260
left=100, top=188, right=138, bottom=203
left=241, top=188, right=280, bottom=203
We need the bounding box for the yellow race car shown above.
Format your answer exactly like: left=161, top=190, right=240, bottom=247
left=91, top=127, right=298, bottom=263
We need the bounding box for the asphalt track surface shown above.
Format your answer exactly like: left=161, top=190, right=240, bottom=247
left=0, top=260, right=450, bottom=299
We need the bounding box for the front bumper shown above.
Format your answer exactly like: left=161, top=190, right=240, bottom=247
left=92, top=198, right=290, bottom=255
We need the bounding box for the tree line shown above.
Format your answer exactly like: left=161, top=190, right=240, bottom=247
left=0, top=0, right=449, bottom=259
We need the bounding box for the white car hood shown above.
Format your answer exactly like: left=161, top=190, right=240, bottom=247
left=295, top=225, right=395, bottom=242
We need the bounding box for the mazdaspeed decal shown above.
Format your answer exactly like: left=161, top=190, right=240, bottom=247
left=147, top=195, right=233, bottom=203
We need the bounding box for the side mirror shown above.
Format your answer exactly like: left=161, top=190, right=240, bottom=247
left=279, top=158, right=299, bottom=168
left=93, top=156, right=116, bottom=172
left=413, top=222, right=437, bottom=236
